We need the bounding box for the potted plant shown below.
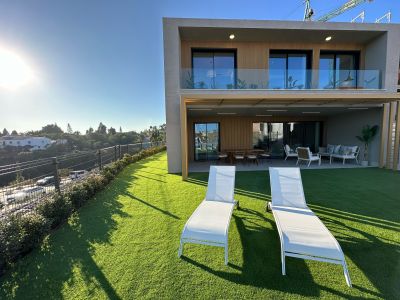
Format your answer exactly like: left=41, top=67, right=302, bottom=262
left=356, top=125, right=379, bottom=166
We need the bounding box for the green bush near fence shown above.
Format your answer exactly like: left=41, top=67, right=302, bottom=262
left=0, top=145, right=166, bottom=275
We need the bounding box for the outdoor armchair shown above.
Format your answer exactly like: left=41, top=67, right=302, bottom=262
left=284, top=144, right=298, bottom=160
left=296, top=147, right=321, bottom=167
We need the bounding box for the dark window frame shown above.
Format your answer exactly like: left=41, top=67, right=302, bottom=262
left=191, top=48, right=237, bottom=89
left=193, top=122, right=221, bottom=161
left=319, top=50, right=360, bottom=89
left=269, top=49, right=313, bottom=89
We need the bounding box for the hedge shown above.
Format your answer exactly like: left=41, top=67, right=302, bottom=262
left=0, top=145, right=166, bottom=275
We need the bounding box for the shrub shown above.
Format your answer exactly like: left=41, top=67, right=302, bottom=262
left=67, top=183, right=89, bottom=209
left=19, top=213, right=50, bottom=255
left=0, top=144, right=165, bottom=275
left=0, top=213, right=49, bottom=273
left=36, top=193, right=72, bottom=228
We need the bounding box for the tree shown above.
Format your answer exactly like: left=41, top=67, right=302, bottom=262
left=108, top=127, right=116, bottom=135
left=41, top=123, right=63, bottom=135
left=67, top=123, right=73, bottom=134
left=86, top=127, right=94, bottom=135
left=96, top=122, right=107, bottom=135
left=149, top=125, right=161, bottom=143
left=356, top=125, right=379, bottom=162
left=2, top=128, right=9, bottom=136
left=11, top=130, right=18, bottom=135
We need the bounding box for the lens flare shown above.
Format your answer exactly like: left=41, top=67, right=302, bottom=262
left=0, top=47, right=35, bottom=89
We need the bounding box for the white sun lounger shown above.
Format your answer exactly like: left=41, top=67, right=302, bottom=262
left=268, top=167, right=352, bottom=287
left=178, top=166, right=237, bottom=265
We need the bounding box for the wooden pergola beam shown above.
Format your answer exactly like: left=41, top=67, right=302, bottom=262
left=379, top=103, right=389, bottom=168
left=386, top=102, right=396, bottom=169
left=392, top=101, right=400, bottom=171
left=180, top=97, right=188, bottom=180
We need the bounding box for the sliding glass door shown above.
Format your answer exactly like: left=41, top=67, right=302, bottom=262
left=192, top=50, right=236, bottom=89
left=253, top=121, right=323, bottom=156
left=194, top=123, right=220, bottom=160
left=319, top=51, right=359, bottom=89
left=269, top=50, right=311, bottom=89
left=252, top=122, right=284, bottom=157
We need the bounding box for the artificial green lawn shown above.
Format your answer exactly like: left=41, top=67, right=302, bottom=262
left=1, top=152, right=399, bottom=299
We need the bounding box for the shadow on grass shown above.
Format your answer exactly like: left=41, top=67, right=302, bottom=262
left=123, top=192, right=180, bottom=220
left=316, top=207, right=400, bottom=299
left=0, top=156, right=162, bottom=299
left=185, top=169, right=400, bottom=299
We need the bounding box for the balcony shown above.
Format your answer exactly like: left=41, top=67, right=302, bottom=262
left=180, top=68, right=382, bottom=90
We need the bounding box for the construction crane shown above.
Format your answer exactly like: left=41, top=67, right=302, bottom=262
left=304, top=0, right=373, bottom=22
left=375, top=11, right=391, bottom=23
left=351, top=11, right=365, bottom=23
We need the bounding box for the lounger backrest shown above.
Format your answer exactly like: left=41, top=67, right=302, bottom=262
left=206, top=166, right=236, bottom=203
left=269, top=167, right=307, bottom=208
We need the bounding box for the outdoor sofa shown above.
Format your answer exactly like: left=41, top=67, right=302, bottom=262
left=319, top=145, right=359, bottom=165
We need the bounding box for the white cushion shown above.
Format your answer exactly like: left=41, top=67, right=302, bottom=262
left=269, top=168, right=307, bottom=209
left=206, top=166, right=235, bottom=203
left=181, top=201, right=235, bottom=244
left=272, top=206, right=344, bottom=261
left=333, top=145, right=341, bottom=154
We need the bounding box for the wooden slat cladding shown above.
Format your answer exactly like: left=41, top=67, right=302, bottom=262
left=181, top=41, right=365, bottom=70
left=187, top=115, right=324, bottom=161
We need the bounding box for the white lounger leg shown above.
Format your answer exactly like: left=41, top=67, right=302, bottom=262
left=342, top=261, right=352, bottom=287
left=178, top=240, right=184, bottom=258
left=281, top=251, right=286, bottom=275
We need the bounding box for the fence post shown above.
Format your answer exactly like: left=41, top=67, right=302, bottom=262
left=140, top=141, right=143, bottom=151
left=118, top=145, right=122, bottom=159
left=114, top=145, right=118, bottom=161
left=52, top=157, right=60, bottom=192
left=126, top=144, right=129, bottom=154
left=98, top=150, right=102, bottom=170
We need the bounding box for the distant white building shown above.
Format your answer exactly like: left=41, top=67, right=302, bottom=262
left=0, top=136, right=54, bottom=151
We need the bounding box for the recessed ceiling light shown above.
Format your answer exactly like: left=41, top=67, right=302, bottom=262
left=229, top=34, right=235, bottom=40
left=256, top=114, right=273, bottom=117
left=267, top=109, right=287, bottom=112
left=302, top=111, right=320, bottom=114
left=348, top=107, right=368, bottom=110
left=325, top=36, right=332, bottom=42
left=188, top=108, right=212, bottom=111
left=217, top=112, right=236, bottom=115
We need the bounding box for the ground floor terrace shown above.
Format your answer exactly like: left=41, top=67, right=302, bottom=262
left=1, top=152, right=398, bottom=299
left=175, top=92, right=400, bottom=178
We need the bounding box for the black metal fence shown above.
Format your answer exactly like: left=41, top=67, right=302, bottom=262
left=0, top=141, right=163, bottom=219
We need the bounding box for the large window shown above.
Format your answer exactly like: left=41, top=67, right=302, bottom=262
left=253, top=121, right=322, bottom=156
left=192, top=50, right=236, bottom=89
left=253, top=123, right=284, bottom=157
left=194, top=123, right=220, bottom=160
left=269, top=50, right=311, bottom=89
left=319, top=51, right=360, bottom=89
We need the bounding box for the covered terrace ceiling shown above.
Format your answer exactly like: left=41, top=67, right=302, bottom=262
left=187, top=105, right=381, bottom=118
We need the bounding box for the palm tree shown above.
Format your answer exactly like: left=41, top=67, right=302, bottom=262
left=356, top=125, right=379, bottom=162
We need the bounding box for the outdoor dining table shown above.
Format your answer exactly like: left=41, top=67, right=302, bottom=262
left=223, top=149, right=265, bottom=164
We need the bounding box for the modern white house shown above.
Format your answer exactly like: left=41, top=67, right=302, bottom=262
left=163, top=18, right=400, bottom=178
left=0, top=136, right=54, bottom=151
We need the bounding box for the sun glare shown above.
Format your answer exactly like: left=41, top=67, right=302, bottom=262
left=0, top=47, right=35, bottom=90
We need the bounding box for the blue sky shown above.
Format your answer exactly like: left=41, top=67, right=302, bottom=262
left=0, top=0, right=399, bottom=133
